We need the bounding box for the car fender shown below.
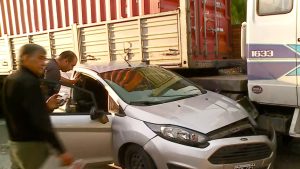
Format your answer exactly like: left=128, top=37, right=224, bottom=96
left=111, top=115, right=156, bottom=165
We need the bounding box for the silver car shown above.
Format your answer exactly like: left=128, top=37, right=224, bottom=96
left=51, top=61, right=276, bottom=169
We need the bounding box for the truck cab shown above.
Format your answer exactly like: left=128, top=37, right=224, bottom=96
left=245, top=0, right=300, bottom=137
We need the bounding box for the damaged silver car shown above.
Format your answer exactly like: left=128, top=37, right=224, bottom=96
left=51, top=61, right=276, bottom=169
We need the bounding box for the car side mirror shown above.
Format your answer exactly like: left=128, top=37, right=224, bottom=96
left=90, top=106, right=109, bottom=124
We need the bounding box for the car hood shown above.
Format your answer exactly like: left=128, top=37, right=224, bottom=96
left=124, top=92, right=248, bottom=134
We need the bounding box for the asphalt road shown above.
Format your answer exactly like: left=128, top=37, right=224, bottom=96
left=1, top=121, right=300, bottom=169
left=66, top=142, right=300, bottom=169
left=274, top=138, right=300, bottom=169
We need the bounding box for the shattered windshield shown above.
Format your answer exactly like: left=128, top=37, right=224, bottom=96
left=99, top=66, right=204, bottom=106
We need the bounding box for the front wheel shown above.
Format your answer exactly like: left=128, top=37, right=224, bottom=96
left=124, top=145, right=156, bottom=169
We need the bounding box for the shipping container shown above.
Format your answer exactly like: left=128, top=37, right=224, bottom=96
left=0, top=0, right=238, bottom=75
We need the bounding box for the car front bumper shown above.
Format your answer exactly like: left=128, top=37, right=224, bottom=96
left=144, top=134, right=276, bottom=169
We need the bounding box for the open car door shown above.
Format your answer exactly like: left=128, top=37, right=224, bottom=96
left=48, top=83, right=113, bottom=166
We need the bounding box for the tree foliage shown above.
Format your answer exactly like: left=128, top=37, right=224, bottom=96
left=231, top=0, right=247, bottom=25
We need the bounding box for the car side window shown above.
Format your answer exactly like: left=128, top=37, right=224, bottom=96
left=75, top=74, right=109, bottom=112
left=52, top=73, right=121, bottom=115
left=52, top=84, right=96, bottom=115
left=47, top=73, right=99, bottom=114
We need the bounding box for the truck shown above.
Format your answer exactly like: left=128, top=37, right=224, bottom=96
left=2, top=0, right=300, bottom=167
left=0, top=0, right=241, bottom=72
left=0, top=1, right=243, bottom=167
left=241, top=0, right=300, bottom=137
left=187, top=0, right=300, bottom=138
left=0, top=0, right=240, bottom=112
left=0, top=0, right=298, bottom=156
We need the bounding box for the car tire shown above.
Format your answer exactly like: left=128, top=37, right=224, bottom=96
left=124, top=144, right=156, bottom=169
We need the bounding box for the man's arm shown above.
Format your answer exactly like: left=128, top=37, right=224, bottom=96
left=23, top=82, right=73, bottom=166
left=60, top=73, right=80, bottom=85
left=60, top=76, right=78, bottom=85
left=22, top=81, right=66, bottom=154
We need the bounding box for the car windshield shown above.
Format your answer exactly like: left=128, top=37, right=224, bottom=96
left=99, top=66, right=204, bottom=106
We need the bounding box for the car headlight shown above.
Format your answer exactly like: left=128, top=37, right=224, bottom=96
left=145, top=122, right=210, bottom=148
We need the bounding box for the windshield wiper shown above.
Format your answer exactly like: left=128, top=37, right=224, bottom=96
left=129, top=94, right=199, bottom=106
left=129, top=101, right=162, bottom=106
left=159, top=90, right=202, bottom=97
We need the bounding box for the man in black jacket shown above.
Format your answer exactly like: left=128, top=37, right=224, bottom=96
left=2, top=44, right=73, bottom=169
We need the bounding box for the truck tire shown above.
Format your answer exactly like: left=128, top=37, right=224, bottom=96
left=124, top=144, right=156, bottom=169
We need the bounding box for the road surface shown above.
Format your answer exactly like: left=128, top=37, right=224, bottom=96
left=1, top=120, right=300, bottom=169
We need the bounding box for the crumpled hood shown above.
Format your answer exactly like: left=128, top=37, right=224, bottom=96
left=124, top=92, right=248, bottom=134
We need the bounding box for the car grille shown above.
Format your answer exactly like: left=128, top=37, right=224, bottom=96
left=208, top=143, right=272, bottom=164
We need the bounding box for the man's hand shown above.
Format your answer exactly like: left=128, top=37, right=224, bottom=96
left=46, top=94, right=60, bottom=110
left=59, top=152, right=74, bottom=166
left=71, top=73, right=81, bottom=84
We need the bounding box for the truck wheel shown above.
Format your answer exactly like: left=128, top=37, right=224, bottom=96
left=124, top=145, right=156, bottom=169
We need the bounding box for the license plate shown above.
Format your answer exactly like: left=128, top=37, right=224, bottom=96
left=234, top=163, right=256, bottom=169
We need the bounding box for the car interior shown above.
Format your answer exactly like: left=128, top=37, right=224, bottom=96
left=67, top=74, right=108, bottom=113
left=66, top=73, right=119, bottom=114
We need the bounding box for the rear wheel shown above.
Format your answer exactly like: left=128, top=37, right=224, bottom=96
left=124, top=145, right=156, bottom=169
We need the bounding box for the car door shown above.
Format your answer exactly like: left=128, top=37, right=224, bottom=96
left=50, top=82, right=113, bottom=165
